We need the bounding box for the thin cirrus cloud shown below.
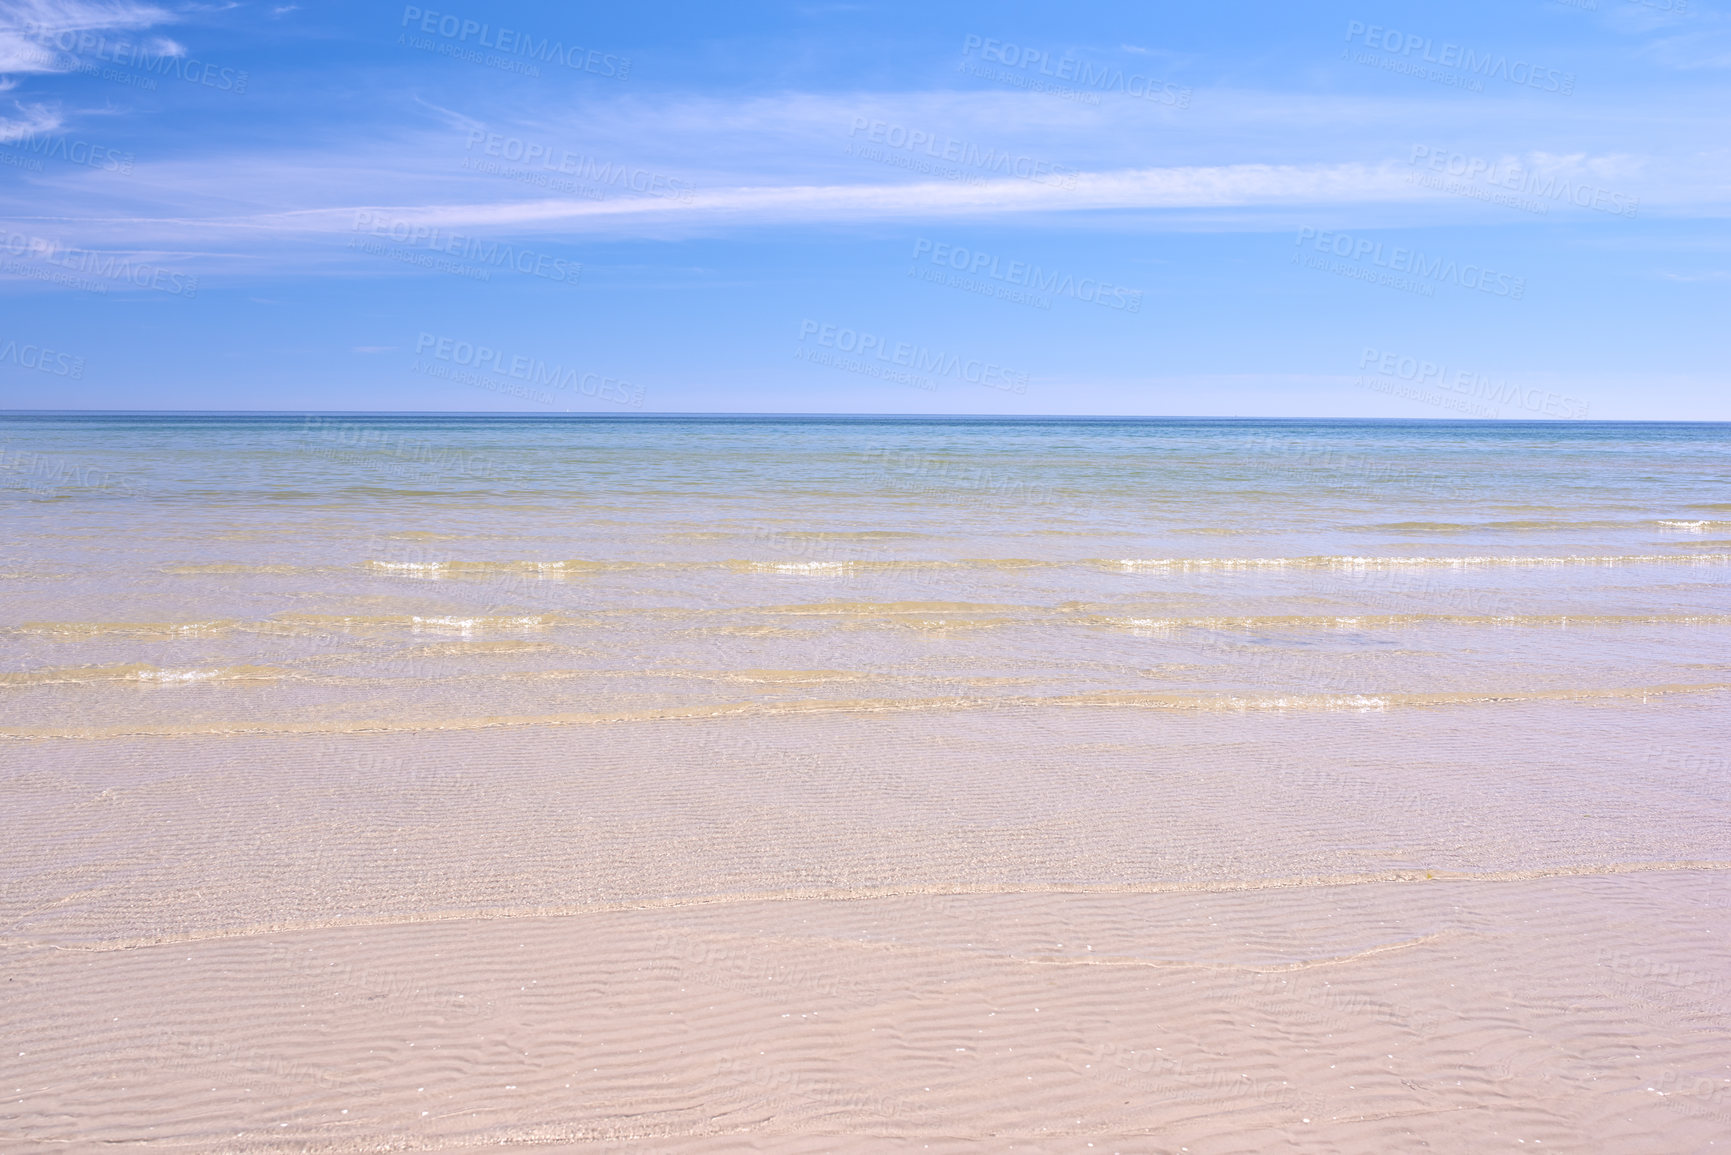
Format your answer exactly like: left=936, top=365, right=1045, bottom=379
left=0, top=0, right=174, bottom=73
left=7, top=73, right=1700, bottom=248
left=350, top=83, right=1712, bottom=237
left=0, top=59, right=1716, bottom=266
left=0, top=0, right=175, bottom=139
left=0, top=148, right=1688, bottom=267
left=10, top=161, right=1431, bottom=255
left=326, top=162, right=1429, bottom=233
left=0, top=98, right=59, bottom=142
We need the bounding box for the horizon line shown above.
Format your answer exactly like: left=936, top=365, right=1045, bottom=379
left=1, top=411, right=1718, bottom=424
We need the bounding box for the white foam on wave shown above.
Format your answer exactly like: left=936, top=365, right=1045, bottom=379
left=127, top=668, right=224, bottom=683
left=366, top=560, right=450, bottom=577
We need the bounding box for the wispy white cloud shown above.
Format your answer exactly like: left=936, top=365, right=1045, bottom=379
left=1, top=80, right=1723, bottom=267
left=313, top=161, right=1429, bottom=234
left=0, top=97, right=59, bottom=141
left=0, top=24, right=56, bottom=73
left=7, top=161, right=1432, bottom=252
left=0, top=0, right=174, bottom=76
left=410, top=95, right=482, bottom=136
left=5, top=0, right=172, bottom=33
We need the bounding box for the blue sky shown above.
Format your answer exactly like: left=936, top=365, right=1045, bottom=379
left=0, top=0, right=1726, bottom=417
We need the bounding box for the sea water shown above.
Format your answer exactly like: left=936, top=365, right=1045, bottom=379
left=2, top=414, right=1727, bottom=944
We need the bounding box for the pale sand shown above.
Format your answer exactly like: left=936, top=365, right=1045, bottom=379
left=4, top=705, right=1730, bottom=1151
left=5, top=874, right=1727, bottom=1152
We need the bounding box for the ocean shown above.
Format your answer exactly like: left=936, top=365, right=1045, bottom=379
left=5, top=413, right=1728, bottom=729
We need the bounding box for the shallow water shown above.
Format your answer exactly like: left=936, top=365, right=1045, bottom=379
left=4, top=415, right=1728, bottom=742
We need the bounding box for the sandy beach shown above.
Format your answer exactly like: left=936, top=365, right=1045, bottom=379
left=3, top=415, right=1729, bottom=1151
